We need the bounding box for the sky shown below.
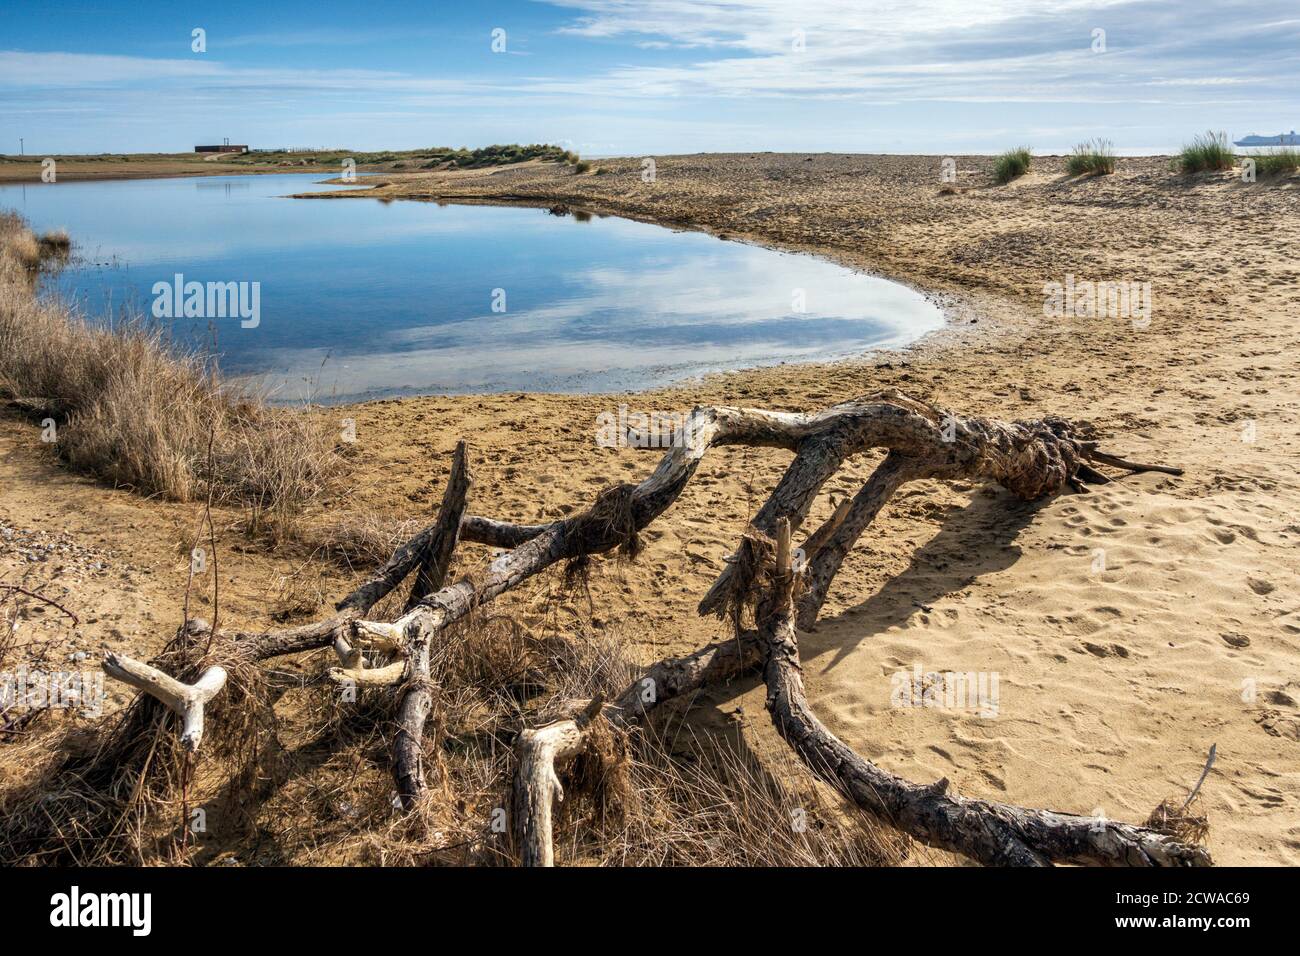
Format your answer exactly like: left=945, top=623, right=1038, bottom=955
left=3, top=0, right=1298, bottom=156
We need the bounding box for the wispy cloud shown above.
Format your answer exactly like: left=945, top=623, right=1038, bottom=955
left=535, top=0, right=1300, bottom=104
left=2, top=0, right=1298, bottom=154
left=0, top=51, right=473, bottom=93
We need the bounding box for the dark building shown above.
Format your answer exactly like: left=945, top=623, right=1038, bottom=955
left=194, top=144, right=248, bottom=154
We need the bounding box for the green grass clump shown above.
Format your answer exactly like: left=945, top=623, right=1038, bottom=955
left=1066, top=138, right=1116, bottom=176
left=417, top=143, right=570, bottom=169
left=1177, top=131, right=1234, bottom=173
left=993, top=146, right=1032, bottom=184
left=227, top=143, right=573, bottom=171
left=1255, top=148, right=1300, bottom=176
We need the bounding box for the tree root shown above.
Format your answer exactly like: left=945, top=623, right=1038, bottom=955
left=88, top=391, right=1208, bottom=868
left=753, top=519, right=1210, bottom=868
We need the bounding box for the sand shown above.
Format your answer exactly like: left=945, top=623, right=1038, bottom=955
left=2, top=153, right=1297, bottom=864
left=0, top=152, right=400, bottom=183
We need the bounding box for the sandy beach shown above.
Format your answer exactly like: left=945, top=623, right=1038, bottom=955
left=2, top=153, right=1297, bottom=865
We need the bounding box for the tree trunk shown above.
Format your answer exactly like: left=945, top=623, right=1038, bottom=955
left=393, top=442, right=471, bottom=809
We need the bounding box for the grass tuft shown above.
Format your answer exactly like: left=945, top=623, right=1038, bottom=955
left=993, top=146, right=1033, bottom=184
left=1177, top=131, right=1234, bottom=173
left=0, top=212, right=341, bottom=534
left=1255, top=147, right=1300, bottom=176
left=1066, top=138, right=1116, bottom=176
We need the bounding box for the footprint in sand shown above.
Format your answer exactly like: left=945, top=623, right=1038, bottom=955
left=1081, top=641, right=1130, bottom=658
left=1256, top=711, right=1300, bottom=741
left=980, top=770, right=1008, bottom=792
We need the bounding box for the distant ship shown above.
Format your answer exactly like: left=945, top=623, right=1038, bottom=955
left=1233, top=130, right=1298, bottom=147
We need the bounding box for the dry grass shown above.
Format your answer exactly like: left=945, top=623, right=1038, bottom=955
left=0, top=626, right=275, bottom=865
left=0, top=574, right=903, bottom=866
left=5, top=228, right=40, bottom=271
left=0, top=584, right=81, bottom=739
left=0, top=212, right=341, bottom=536
left=588, top=730, right=907, bottom=866
left=37, top=228, right=71, bottom=258
left=299, top=513, right=432, bottom=572
left=1145, top=794, right=1210, bottom=846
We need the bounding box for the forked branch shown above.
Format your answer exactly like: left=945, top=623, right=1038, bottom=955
left=393, top=441, right=471, bottom=808
left=101, top=652, right=227, bottom=752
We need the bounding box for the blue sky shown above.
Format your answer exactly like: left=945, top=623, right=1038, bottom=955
left=3, top=0, right=1298, bottom=155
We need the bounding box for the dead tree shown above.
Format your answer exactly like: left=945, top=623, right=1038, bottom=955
left=97, top=391, right=1209, bottom=868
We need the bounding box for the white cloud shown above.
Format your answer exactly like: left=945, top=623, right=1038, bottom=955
left=535, top=0, right=1300, bottom=104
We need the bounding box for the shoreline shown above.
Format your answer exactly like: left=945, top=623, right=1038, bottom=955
left=0, top=158, right=407, bottom=185
left=0, top=164, right=327, bottom=184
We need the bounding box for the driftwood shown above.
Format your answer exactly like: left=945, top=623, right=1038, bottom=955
left=101, top=652, right=227, bottom=752
left=511, top=632, right=764, bottom=864
left=393, top=441, right=470, bottom=809
left=95, top=391, right=1209, bottom=867
left=512, top=695, right=605, bottom=867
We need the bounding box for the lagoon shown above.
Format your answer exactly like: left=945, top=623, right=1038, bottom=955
left=1, top=173, right=944, bottom=402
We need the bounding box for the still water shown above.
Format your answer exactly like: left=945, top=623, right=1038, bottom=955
left=1, top=173, right=944, bottom=402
